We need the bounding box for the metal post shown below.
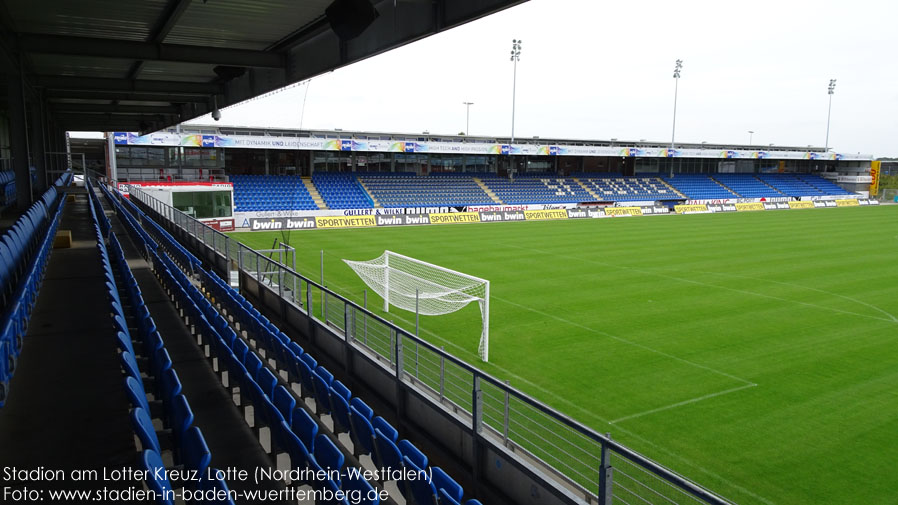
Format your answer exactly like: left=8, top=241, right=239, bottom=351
left=473, top=375, right=483, bottom=434
left=306, top=280, right=313, bottom=317
left=320, top=250, right=325, bottom=319
left=599, top=434, right=614, bottom=505
left=503, top=379, right=510, bottom=446
left=439, top=346, right=445, bottom=401
left=415, top=289, right=419, bottom=337
left=363, top=290, right=368, bottom=345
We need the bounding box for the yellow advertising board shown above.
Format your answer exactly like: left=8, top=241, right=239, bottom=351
left=788, top=201, right=815, bottom=209
left=835, top=199, right=859, bottom=207
left=604, top=207, right=643, bottom=217
left=428, top=212, right=481, bottom=224
left=674, top=204, right=709, bottom=214
left=523, top=209, right=569, bottom=221
left=735, top=202, right=765, bottom=212
left=314, top=215, right=377, bottom=228
left=870, top=161, right=881, bottom=196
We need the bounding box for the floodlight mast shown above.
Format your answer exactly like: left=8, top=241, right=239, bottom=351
left=463, top=101, right=474, bottom=135
left=510, top=39, right=521, bottom=145
left=825, top=79, right=836, bottom=151
left=670, top=59, right=683, bottom=177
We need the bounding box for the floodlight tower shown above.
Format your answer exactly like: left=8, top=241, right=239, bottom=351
left=748, top=130, right=754, bottom=145
left=670, top=59, right=683, bottom=177
left=510, top=39, right=522, bottom=145
left=463, top=101, right=474, bottom=135
left=825, top=79, right=836, bottom=151
left=671, top=59, right=683, bottom=150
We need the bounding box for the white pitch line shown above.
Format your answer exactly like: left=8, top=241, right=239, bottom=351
left=609, top=383, right=758, bottom=424
left=493, top=295, right=756, bottom=386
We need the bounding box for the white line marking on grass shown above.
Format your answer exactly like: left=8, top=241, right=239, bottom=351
left=291, top=274, right=776, bottom=505
left=505, top=243, right=898, bottom=325
left=609, top=383, right=758, bottom=424
left=493, top=295, right=756, bottom=386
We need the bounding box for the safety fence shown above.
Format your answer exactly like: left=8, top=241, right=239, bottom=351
left=127, top=186, right=735, bottom=505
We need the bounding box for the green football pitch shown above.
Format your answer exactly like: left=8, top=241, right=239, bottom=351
left=230, top=206, right=898, bottom=505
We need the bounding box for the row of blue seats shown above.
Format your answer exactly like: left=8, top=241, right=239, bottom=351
left=197, top=266, right=482, bottom=504
left=97, top=179, right=234, bottom=504
left=112, top=193, right=378, bottom=503
left=116, top=194, right=201, bottom=275
left=0, top=171, right=15, bottom=207
left=0, top=172, right=70, bottom=407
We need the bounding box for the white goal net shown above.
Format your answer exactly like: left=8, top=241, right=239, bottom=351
left=343, top=250, right=490, bottom=361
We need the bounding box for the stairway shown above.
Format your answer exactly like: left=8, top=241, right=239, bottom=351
left=357, top=180, right=382, bottom=208
left=572, top=178, right=602, bottom=200
left=657, top=178, right=686, bottom=198
left=474, top=178, right=503, bottom=204
left=302, top=177, right=328, bottom=209
left=709, top=177, right=739, bottom=197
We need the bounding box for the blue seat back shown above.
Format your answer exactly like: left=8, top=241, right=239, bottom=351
left=399, top=439, right=428, bottom=470
left=272, top=385, right=296, bottom=425
left=349, top=405, right=375, bottom=455
left=130, top=407, right=161, bottom=453
left=373, top=428, right=403, bottom=476
left=291, top=406, right=318, bottom=452
left=432, top=467, right=463, bottom=504
left=140, top=450, right=175, bottom=505
left=182, top=426, right=212, bottom=477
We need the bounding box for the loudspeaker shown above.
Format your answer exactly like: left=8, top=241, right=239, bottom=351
left=325, top=0, right=380, bottom=41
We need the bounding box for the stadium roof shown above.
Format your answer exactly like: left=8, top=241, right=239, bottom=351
left=0, top=0, right=527, bottom=133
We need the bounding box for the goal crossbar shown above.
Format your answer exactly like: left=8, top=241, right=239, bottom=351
left=343, top=250, right=490, bottom=361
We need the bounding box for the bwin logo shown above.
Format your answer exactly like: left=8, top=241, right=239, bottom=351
left=114, top=133, right=129, bottom=143
left=201, top=136, right=215, bottom=147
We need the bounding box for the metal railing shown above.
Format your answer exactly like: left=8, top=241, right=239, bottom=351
left=127, top=186, right=735, bottom=505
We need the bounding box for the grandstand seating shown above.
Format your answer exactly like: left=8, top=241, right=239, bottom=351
left=359, top=172, right=494, bottom=207
left=0, top=171, right=15, bottom=208
left=712, top=174, right=784, bottom=198
left=662, top=174, right=739, bottom=199
left=757, top=174, right=828, bottom=197
left=575, top=173, right=681, bottom=201
left=0, top=171, right=70, bottom=407
left=797, top=174, right=853, bottom=196
left=312, top=172, right=372, bottom=209
left=481, top=175, right=592, bottom=204
left=97, top=181, right=236, bottom=504
left=114, top=186, right=488, bottom=505
left=231, top=175, right=318, bottom=212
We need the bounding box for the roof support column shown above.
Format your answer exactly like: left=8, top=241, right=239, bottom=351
left=8, top=72, right=32, bottom=209
left=29, top=99, right=47, bottom=192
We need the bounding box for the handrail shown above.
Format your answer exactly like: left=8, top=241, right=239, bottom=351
left=125, top=185, right=736, bottom=505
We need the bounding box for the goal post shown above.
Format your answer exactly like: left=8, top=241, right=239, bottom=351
left=344, top=250, right=491, bottom=361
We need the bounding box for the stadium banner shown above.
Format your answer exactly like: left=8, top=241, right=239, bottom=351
left=674, top=204, right=710, bottom=214
left=112, top=131, right=871, bottom=161
left=735, top=202, right=765, bottom=212
left=566, top=208, right=604, bottom=219
left=428, top=212, right=481, bottom=225
left=315, top=215, right=377, bottom=229
left=835, top=199, right=860, bottom=207
left=523, top=209, right=569, bottom=221
left=706, top=204, right=737, bottom=212
left=762, top=203, right=779, bottom=210
left=604, top=207, right=643, bottom=217
left=788, top=201, right=815, bottom=209
left=374, top=214, right=431, bottom=226
left=249, top=217, right=317, bottom=230
left=479, top=210, right=526, bottom=222
left=465, top=203, right=577, bottom=212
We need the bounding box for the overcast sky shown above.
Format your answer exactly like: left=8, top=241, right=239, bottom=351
left=187, top=0, right=898, bottom=157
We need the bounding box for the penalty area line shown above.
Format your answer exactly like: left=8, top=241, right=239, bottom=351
left=609, top=383, right=758, bottom=425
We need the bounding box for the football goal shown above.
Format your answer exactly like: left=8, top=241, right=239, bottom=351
left=343, top=250, right=490, bottom=361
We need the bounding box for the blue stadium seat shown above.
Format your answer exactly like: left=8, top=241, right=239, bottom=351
left=140, top=450, right=175, bottom=505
